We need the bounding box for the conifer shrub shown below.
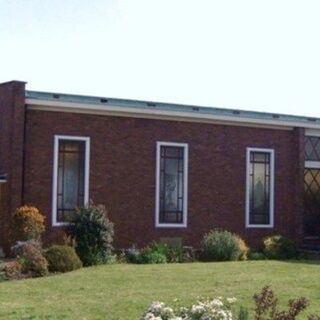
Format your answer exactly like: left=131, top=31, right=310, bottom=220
left=44, top=245, right=82, bottom=273
left=70, top=203, right=114, bottom=266
left=11, top=206, right=45, bottom=242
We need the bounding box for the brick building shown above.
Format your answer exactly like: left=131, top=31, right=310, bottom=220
left=1, top=80, right=320, bottom=252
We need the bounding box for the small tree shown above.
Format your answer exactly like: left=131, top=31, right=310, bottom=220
left=70, top=202, right=114, bottom=266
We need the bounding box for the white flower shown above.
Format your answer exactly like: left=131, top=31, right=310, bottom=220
left=148, top=301, right=165, bottom=315
left=210, top=298, right=224, bottom=307
left=191, top=303, right=206, bottom=315
left=161, top=306, right=174, bottom=318
left=143, top=312, right=157, bottom=320
left=226, top=297, right=237, bottom=304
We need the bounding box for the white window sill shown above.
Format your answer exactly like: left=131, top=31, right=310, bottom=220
left=156, top=223, right=187, bottom=228
left=246, top=224, right=274, bottom=229
left=52, top=222, right=72, bottom=227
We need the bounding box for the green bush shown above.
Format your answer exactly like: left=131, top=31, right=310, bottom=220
left=44, top=245, right=82, bottom=273
left=263, top=235, right=298, bottom=259
left=201, top=229, right=248, bottom=261
left=125, top=245, right=167, bottom=264
left=15, top=242, right=48, bottom=277
left=70, top=203, right=114, bottom=266
left=125, top=245, right=140, bottom=263
left=149, top=242, right=169, bottom=257
left=149, top=241, right=195, bottom=263
left=138, top=248, right=167, bottom=264
left=249, top=251, right=266, bottom=260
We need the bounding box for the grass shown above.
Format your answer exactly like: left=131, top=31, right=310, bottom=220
left=0, top=260, right=319, bottom=319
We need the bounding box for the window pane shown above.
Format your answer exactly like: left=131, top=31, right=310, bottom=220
left=304, top=169, right=320, bottom=235
left=249, top=151, right=271, bottom=225
left=57, top=140, right=85, bottom=223
left=159, top=145, right=184, bottom=224
left=305, top=136, right=320, bottom=161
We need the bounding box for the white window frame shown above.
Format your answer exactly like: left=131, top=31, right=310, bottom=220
left=305, top=129, right=320, bottom=169
left=52, top=135, right=90, bottom=227
left=155, top=141, right=188, bottom=228
left=245, top=147, right=275, bottom=228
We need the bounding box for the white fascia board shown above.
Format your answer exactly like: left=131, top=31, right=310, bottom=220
left=305, top=129, right=320, bottom=136
left=24, top=98, right=320, bottom=131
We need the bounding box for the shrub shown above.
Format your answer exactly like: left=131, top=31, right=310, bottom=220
left=3, top=261, right=22, bottom=280
left=263, top=235, right=298, bottom=259
left=252, top=286, right=318, bottom=320
left=11, top=240, right=42, bottom=257
left=44, top=245, right=82, bottom=273
left=141, top=296, right=238, bottom=320
left=149, top=242, right=169, bottom=257
left=70, top=203, right=114, bottom=266
left=167, top=245, right=184, bottom=263
left=201, top=229, right=248, bottom=261
left=235, top=236, right=249, bottom=261
left=125, top=245, right=141, bottom=264
left=11, top=206, right=45, bottom=242
left=148, top=241, right=196, bottom=263
left=249, top=251, right=266, bottom=260
left=138, top=248, right=167, bottom=264
left=15, top=242, right=48, bottom=277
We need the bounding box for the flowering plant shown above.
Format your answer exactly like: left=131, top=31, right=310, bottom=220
left=141, top=297, right=237, bottom=320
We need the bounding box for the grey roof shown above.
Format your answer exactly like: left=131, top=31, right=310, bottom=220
left=25, top=90, right=320, bottom=126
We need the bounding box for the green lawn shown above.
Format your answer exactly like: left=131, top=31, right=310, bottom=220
left=0, top=261, right=319, bottom=319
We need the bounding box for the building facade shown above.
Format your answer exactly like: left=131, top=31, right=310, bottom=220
left=1, top=80, right=320, bottom=252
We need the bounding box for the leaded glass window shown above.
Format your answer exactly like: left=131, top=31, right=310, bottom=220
left=305, top=136, right=320, bottom=161
left=246, top=148, right=274, bottom=227
left=53, top=136, right=90, bottom=225
left=304, top=169, right=320, bottom=235
left=156, top=142, right=188, bottom=227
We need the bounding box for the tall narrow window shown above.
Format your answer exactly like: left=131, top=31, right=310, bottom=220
left=304, top=132, right=320, bottom=236
left=156, top=142, right=188, bottom=227
left=246, top=148, right=274, bottom=228
left=52, top=135, right=90, bottom=226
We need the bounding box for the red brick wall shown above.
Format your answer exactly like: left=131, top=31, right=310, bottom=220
left=0, top=81, right=26, bottom=251
left=23, top=109, right=305, bottom=249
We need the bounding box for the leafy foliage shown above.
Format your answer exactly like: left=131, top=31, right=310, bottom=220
left=263, top=235, right=298, bottom=260
left=249, top=251, right=266, bottom=260
left=138, top=248, right=167, bottom=264
left=3, top=261, right=22, bottom=280
left=15, top=242, right=48, bottom=277
left=11, top=206, right=45, bottom=242
left=70, top=203, right=114, bottom=266
left=125, top=245, right=167, bottom=264
left=252, top=286, right=318, bottom=320
left=44, top=245, right=82, bottom=273
left=125, top=242, right=195, bottom=264
left=202, top=229, right=249, bottom=261
left=235, top=236, right=249, bottom=261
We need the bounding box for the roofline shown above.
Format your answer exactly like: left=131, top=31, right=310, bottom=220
left=25, top=90, right=320, bottom=130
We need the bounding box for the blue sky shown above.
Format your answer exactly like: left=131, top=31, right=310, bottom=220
left=1, top=0, right=320, bottom=116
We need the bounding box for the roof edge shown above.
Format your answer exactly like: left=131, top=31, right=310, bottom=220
left=25, top=90, right=320, bottom=129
